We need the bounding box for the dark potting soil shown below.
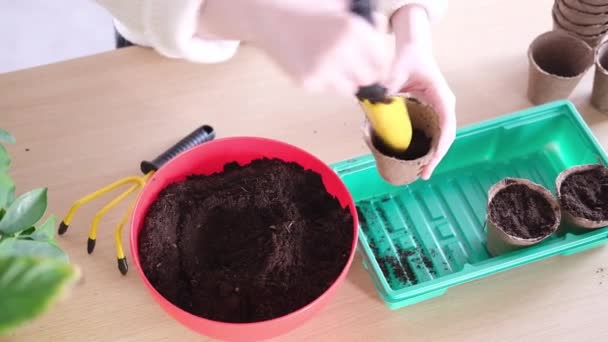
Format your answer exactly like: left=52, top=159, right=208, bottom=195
left=138, top=158, right=353, bottom=323
left=372, top=128, right=431, bottom=160
left=488, top=184, right=557, bottom=239
left=377, top=254, right=418, bottom=286
left=560, top=166, right=608, bottom=221
left=374, top=249, right=419, bottom=286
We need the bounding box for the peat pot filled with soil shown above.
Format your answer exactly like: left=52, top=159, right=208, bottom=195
left=129, top=137, right=358, bottom=342
left=556, top=164, right=608, bottom=229
left=363, top=97, right=440, bottom=185
left=485, top=178, right=561, bottom=256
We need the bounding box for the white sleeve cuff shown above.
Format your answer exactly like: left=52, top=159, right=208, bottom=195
left=380, top=0, right=448, bottom=23
left=143, top=0, right=240, bottom=63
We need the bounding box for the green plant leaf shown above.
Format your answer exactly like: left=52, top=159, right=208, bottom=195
left=0, top=145, right=9, bottom=173
left=19, top=227, right=36, bottom=238
left=0, top=239, right=68, bottom=263
left=0, top=188, right=47, bottom=235
left=0, top=256, right=79, bottom=334
left=29, top=216, right=57, bottom=242
left=0, top=173, right=16, bottom=209
left=0, top=129, right=15, bottom=144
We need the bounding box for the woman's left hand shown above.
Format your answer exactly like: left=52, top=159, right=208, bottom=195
left=385, top=4, right=456, bottom=180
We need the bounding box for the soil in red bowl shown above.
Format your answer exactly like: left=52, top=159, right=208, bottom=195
left=138, top=158, right=354, bottom=323
left=560, top=166, right=608, bottom=221
left=488, top=184, right=557, bottom=239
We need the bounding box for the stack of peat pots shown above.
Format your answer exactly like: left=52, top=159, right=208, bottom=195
left=553, top=0, right=608, bottom=47
left=526, top=0, right=608, bottom=112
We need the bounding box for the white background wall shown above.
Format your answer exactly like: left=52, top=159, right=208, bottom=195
left=0, top=0, right=115, bottom=73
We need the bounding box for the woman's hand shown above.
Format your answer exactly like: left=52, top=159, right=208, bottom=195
left=386, top=4, right=456, bottom=180
left=199, top=0, right=390, bottom=95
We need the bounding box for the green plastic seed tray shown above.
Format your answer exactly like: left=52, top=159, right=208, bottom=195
left=331, top=100, right=608, bottom=310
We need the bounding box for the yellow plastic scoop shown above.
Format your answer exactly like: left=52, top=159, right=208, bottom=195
left=351, top=0, right=413, bottom=152
left=360, top=96, right=413, bottom=151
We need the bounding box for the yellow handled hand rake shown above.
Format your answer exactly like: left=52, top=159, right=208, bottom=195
left=58, top=125, right=215, bottom=275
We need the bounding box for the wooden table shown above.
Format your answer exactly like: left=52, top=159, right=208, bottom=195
left=2, top=0, right=608, bottom=340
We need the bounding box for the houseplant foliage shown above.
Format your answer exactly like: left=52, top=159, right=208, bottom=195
left=0, top=128, right=79, bottom=334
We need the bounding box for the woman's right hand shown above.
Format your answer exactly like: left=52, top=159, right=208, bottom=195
left=199, top=0, right=390, bottom=95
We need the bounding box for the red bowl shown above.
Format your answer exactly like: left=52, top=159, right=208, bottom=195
left=130, top=137, right=358, bottom=341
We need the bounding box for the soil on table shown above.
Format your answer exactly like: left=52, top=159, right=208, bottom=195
left=488, top=184, right=557, bottom=239
left=372, top=128, right=431, bottom=160
left=138, top=158, right=353, bottom=323
left=560, top=166, right=608, bottom=221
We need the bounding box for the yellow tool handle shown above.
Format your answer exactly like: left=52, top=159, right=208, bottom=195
left=360, top=96, right=413, bottom=151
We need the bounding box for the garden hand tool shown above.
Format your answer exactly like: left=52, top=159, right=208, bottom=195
left=58, top=125, right=215, bottom=275
left=351, top=0, right=413, bottom=152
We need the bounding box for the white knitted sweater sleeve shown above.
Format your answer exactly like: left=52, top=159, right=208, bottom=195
left=95, top=0, right=240, bottom=63
left=95, top=0, right=446, bottom=64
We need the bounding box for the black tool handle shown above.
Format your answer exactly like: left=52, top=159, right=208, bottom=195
left=351, top=0, right=375, bottom=23
left=140, top=125, right=215, bottom=174
left=351, top=0, right=389, bottom=103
